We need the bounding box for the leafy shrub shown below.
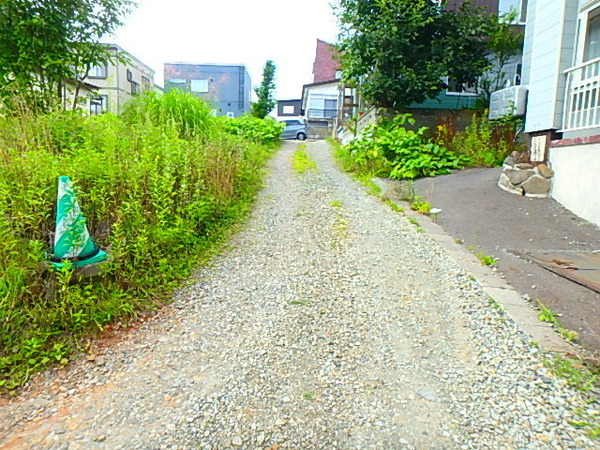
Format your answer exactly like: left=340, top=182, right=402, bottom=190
left=435, top=112, right=524, bottom=167
left=0, top=96, right=276, bottom=391
left=223, top=114, right=283, bottom=146
left=340, top=114, right=467, bottom=180
left=122, top=89, right=218, bottom=141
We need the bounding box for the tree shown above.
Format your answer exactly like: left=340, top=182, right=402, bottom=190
left=0, top=0, right=135, bottom=113
left=251, top=60, right=276, bottom=119
left=477, top=12, right=524, bottom=107
left=336, top=0, right=518, bottom=110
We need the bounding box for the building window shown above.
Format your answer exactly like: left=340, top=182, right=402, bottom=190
left=90, top=95, right=108, bottom=115
left=499, top=0, right=527, bottom=24
left=282, top=105, right=295, bottom=114
left=141, top=76, right=151, bottom=91
left=191, top=79, right=209, bottom=93
left=226, top=112, right=235, bottom=118
left=131, top=81, right=140, bottom=95
left=584, top=9, right=600, bottom=62
left=88, top=64, right=107, bottom=78
left=446, top=78, right=477, bottom=96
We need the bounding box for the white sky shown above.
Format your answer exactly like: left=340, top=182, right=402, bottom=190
left=109, top=0, right=340, bottom=100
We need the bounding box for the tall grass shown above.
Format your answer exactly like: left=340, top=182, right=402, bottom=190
left=0, top=92, right=278, bottom=391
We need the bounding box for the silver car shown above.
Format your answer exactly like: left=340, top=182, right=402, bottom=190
left=280, top=119, right=307, bottom=140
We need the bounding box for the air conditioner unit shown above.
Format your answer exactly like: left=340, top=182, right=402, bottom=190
left=489, top=85, right=528, bottom=120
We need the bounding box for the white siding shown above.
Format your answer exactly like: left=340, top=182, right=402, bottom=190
left=523, top=0, right=578, bottom=132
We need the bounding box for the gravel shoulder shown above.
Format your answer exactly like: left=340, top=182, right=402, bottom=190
left=0, top=141, right=596, bottom=449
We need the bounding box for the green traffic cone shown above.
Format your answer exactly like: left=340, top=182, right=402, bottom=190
left=48, top=176, right=107, bottom=270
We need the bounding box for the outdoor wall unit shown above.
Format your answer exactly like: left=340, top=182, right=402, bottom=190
left=489, top=85, right=528, bottom=119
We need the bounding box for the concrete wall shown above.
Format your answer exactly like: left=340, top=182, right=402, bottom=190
left=164, top=64, right=251, bottom=117
left=549, top=142, right=600, bottom=226
left=522, top=0, right=577, bottom=133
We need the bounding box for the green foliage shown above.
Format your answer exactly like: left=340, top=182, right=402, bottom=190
left=0, top=93, right=276, bottom=391
left=292, top=149, right=318, bottom=174
left=336, top=0, right=510, bottom=110
left=435, top=112, right=524, bottom=167
left=0, top=0, right=135, bottom=113
left=223, top=114, right=283, bottom=146
left=123, top=89, right=217, bottom=141
left=477, top=11, right=525, bottom=107
left=251, top=60, right=277, bottom=119
left=342, top=114, right=467, bottom=180
left=537, top=300, right=580, bottom=343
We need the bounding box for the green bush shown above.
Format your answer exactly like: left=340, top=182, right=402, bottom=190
left=0, top=95, right=275, bottom=391
left=122, top=89, right=218, bottom=141
left=340, top=114, right=467, bottom=180
left=223, top=114, right=284, bottom=146
left=435, top=112, right=524, bottom=167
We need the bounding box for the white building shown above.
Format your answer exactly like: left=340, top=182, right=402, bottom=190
left=521, top=0, right=600, bottom=226
left=85, top=44, right=156, bottom=115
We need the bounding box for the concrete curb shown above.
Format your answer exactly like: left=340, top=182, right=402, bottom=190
left=379, top=180, right=582, bottom=356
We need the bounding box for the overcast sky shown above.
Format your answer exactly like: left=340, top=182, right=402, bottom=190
left=109, top=0, right=340, bottom=100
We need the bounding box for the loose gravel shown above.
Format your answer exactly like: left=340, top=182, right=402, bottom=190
left=0, top=140, right=597, bottom=449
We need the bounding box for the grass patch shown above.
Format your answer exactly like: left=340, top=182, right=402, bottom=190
left=292, top=149, right=317, bottom=174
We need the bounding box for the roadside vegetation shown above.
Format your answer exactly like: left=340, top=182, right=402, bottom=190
left=0, top=90, right=283, bottom=392
left=335, top=112, right=523, bottom=182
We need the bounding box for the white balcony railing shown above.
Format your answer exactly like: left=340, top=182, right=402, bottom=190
left=563, top=57, right=600, bottom=131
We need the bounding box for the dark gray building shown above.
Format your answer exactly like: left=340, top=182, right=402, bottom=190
left=164, top=63, right=251, bottom=117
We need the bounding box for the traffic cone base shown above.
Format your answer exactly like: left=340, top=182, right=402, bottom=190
left=48, top=176, right=108, bottom=270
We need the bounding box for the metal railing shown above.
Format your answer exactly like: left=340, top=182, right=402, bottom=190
left=307, top=108, right=338, bottom=120
left=563, top=57, right=600, bottom=131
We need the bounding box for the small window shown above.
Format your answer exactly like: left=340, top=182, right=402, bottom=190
left=131, top=81, right=140, bottom=95
left=88, top=64, right=107, bottom=78
left=168, top=79, right=186, bottom=84
left=89, top=95, right=108, bottom=115
left=282, top=105, right=295, bottom=114
left=141, top=76, right=151, bottom=91
left=191, top=79, right=209, bottom=93
left=446, top=78, right=477, bottom=95
left=226, top=112, right=235, bottom=118
left=126, top=69, right=133, bottom=82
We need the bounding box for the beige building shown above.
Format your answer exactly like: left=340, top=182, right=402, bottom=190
left=84, top=44, right=156, bottom=115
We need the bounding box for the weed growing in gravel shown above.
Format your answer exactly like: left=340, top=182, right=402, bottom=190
left=543, top=353, right=600, bottom=439
left=330, top=200, right=343, bottom=209
left=537, top=300, right=580, bottom=343
left=467, top=246, right=497, bottom=266
left=487, top=297, right=505, bottom=312
left=292, top=149, right=317, bottom=173
left=302, top=392, right=315, bottom=401
left=408, top=217, right=420, bottom=227
left=384, top=199, right=404, bottom=213
left=289, top=300, right=309, bottom=306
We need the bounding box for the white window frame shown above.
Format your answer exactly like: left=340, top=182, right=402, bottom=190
left=88, top=64, right=108, bottom=79
left=191, top=79, right=209, bottom=93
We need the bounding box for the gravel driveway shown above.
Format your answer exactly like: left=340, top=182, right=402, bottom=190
left=0, top=141, right=596, bottom=449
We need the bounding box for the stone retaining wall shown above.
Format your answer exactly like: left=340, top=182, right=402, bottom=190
left=498, top=152, right=554, bottom=197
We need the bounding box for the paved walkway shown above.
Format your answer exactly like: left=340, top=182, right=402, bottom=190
left=0, top=142, right=595, bottom=448
left=406, top=168, right=600, bottom=354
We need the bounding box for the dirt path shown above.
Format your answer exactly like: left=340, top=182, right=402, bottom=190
left=0, top=141, right=594, bottom=449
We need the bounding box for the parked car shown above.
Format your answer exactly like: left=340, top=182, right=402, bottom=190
left=280, top=119, right=307, bottom=140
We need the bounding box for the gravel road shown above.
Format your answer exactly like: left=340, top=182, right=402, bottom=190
left=0, top=140, right=596, bottom=449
